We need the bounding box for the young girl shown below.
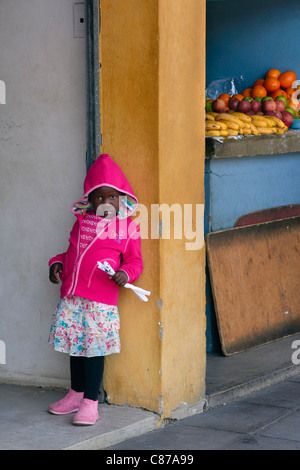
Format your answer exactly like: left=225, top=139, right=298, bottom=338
left=48, top=154, right=143, bottom=425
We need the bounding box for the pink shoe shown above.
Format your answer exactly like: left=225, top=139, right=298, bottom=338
left=48, top=388, right=84, bottom=415
left=73, top=398, right=99, bottom=425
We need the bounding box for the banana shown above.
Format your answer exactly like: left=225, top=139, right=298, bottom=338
left=242, top=128, right=252, bottom=135
left=250, top=123, right=259, bottom=136
left=206, top=114, right=215, bottom=121
left=251, top=118, right=268, bottom=128
left=264, top=116, right=285, bottom=128
left=206, top=130, right=221, bottom=137
left=251, top=114, right=268, bottom=119
left=232, top=112, right=252, bottom=123
left=213, top=121, right=228, bottom=130
left=207, top=112, right=219, bottom=118
left=215, top=113, right=244, bottom=128
left=226, top=130, right=239, bottom=136
left=274, top=128, right=286, bottom=134
left=219, top=130, right=228, bottom=137
left=255, top=127, right=275, bottom=134
left=205, top=122, right=223, bottom=130
left=218, top=120, right=237, bottom=130
left=251, top=115, right=268, bottom=121
left=264, top=119, right=276, bottom=128
left=274, top=118, right=285, bottom=129
left=251, top=115, right=274, bottom=127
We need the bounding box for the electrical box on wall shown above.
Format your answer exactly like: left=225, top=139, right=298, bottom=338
left=73, top=3, right=85, bottom=38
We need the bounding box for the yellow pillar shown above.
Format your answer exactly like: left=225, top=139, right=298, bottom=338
left=99, top=0, right=206, bottom=419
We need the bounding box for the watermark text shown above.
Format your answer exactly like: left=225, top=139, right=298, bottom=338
left=96, top=200, right=204, bottom=251
left=291, top=340, right=300, bottom=365
left=0, top=340, right=6, bottom=364
left=0, top=80, right=6, bottom=104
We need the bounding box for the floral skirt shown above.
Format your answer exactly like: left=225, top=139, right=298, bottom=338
left=49, top=295, right=120, bottom=357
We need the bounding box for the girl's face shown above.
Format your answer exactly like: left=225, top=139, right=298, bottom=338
left=89, top=186, right=123, bottom=218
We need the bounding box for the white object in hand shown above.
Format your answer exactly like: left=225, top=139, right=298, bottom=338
left=97, top=261, right=151, bottom=302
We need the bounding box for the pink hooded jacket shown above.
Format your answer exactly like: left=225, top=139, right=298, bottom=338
left=49, top=154, right=143, bottom=306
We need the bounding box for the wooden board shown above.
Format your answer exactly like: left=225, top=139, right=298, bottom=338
left=235, top=204, right=300, bottom=228
left=206, top=216, right=300, bottom=356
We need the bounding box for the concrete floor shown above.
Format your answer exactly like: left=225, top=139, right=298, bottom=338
left=206, top=333, right=300, bottom=406
left=1, top=333, right=299, bottom=449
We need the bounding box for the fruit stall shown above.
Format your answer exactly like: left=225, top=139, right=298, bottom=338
left=205, top=0, right=300, bottom=351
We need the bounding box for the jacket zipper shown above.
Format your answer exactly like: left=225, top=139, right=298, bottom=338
left=68, top=227, right=81, bottom=295
left=68, top=220, right=111, bottom=296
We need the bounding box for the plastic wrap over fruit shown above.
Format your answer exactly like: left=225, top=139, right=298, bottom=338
left=205, top=76, right=245, bottom=100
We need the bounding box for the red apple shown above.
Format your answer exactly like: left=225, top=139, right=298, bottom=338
left=274, top=111, right=283, bottom=120
left=265, top=111, right=276, bottom=117
left=281, top=111, right=294, bottom=123
left=237, top=100, right=251, bottom=113
left=212, top=99, right=226, bottom=113
left=251, top=100, right=261, bottom=113
left=262, top=99, right=276, bottom=113
left=275, top=99, right=286, bottom=112
left=228, top=98, right=239, bottom=110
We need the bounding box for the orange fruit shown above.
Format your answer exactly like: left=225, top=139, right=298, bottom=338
left=285, top=87, right=296, bottom=100
left=270, top=88, right=288, bottom=100
left=251, top=85, right=267, bottom=99
left=253, top=79, right=265, bottom=87
left=279, top=71, right=297, bottom=89
left=242, top=88, right=252, bottom=97
left=264, top=77, right=280, bottom=92
left=218, top=93, right=231, bottom=107
left=266, top=68, right=281, bottom=79
left=232, top=94, right=244, bottom=101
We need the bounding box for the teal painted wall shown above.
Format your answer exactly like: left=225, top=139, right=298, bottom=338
left=205, top=154, right=300, bottom=233
left=206, top=0, right=300, bottom=90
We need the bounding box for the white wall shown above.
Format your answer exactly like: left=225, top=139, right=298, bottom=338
left=0, top=0, right=86, bottom=387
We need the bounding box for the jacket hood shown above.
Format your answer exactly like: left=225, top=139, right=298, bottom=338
left=72, top=154, right=138, bottom=218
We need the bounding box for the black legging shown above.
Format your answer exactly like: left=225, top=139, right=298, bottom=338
left=70, top=356, right=104, bottom=401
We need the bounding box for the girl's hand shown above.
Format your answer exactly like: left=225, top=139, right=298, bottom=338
left=49, top=262, right=63, bottom=284
left=110, top=270, right=128, bottom=287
